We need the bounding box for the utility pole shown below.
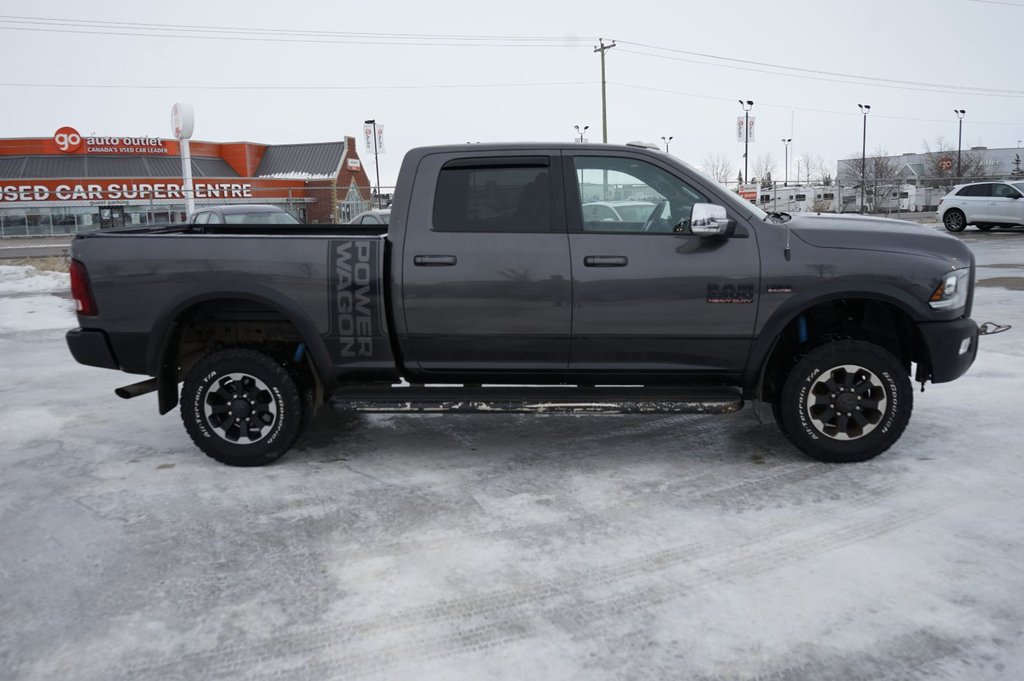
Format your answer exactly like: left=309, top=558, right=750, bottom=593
left=594, top=38, right=616, bottom=143
left=954, top=109, right=966, bottom=182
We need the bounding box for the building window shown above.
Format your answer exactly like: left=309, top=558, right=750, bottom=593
left=795, top=194, right=807, bottom=201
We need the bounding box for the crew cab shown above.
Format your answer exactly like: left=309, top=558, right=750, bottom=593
left=66, top=143, right=979, bottom=466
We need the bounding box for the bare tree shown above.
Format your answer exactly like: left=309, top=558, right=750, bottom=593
left=752, top=154, right=776, bottom=187
left=922, top=137, right=986, bottom=188
left=839, top=147, right=903, bottom=213
left=700, top=154, right=734, bottom=183
left=795, top=153, right=833, bottom=185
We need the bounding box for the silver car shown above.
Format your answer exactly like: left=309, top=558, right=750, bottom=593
left=937, top=180, right=1024, bottom=232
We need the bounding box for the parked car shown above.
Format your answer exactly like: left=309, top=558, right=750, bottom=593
left=937, top=180, right=1024, bottom=232
left=191, top=204, right=300, bottom=226
left=348, top=209, right=391, bottom=225
left=66, top=142, right=978, bottom=467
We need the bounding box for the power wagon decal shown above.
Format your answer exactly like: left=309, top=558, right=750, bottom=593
left=327, top=239, right=386, bottom=362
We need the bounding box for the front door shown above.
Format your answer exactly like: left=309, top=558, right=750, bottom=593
left=990, top=183, right=1024, bottom=224
left=564, top=152, right=760, bottom=377
left=401, top=152, right=572, bottom=375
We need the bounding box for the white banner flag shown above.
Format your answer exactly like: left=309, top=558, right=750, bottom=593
left=363, top=124, right=385, bottom=153
left=736, top=116, right=756, bottom=143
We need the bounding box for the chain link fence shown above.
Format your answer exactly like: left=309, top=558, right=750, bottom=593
left=0, top=184, right=398, bottom=238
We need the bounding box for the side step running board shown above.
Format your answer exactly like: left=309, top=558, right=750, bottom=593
left=329, top=386, right=743, bottom=415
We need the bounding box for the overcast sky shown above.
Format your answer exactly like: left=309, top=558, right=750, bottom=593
left=2, top=0, right=1023, bottom=185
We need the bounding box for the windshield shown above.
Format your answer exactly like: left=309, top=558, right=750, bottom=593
left=1013, top=182, right=1024, bottom=194
left=224, top=212, right=300, bottom=225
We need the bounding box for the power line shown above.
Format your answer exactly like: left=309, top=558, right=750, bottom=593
left=969, top=0, right=1024, bottom=6
left=611, top=82, right=1023, bottom=126
left=0, top=16, right=594, bottom=47
left=0, top=15, right=594, bottom=41
left=616, top=47, right=1024, bottom=98
left=0, top=80, right=595, bottom=91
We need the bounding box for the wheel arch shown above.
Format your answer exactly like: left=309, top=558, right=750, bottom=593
left=746, top=291, right=928, bottom=401
left=149, top=285, right=333, bottom=415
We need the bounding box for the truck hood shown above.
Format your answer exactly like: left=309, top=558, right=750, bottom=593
left=785, top=213, right=972, bottom=269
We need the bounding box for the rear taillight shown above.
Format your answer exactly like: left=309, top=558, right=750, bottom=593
left=69, top=259, right=97, bottom=316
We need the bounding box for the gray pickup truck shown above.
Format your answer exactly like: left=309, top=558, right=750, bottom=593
left=66, top=143, right=978, bottom=466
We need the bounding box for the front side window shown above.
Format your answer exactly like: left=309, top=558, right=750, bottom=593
left=992, top=183, right=1022, bottom=199
left=433, top=160, right=554, bottom=233
left=572, top=156, right=706, bottom=233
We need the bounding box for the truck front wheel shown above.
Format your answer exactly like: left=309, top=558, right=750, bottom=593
left=181, top=348, right=305, bottom=466
left=775, top=340, right=913, bottom=463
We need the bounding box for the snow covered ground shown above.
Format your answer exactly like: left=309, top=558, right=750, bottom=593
left=1, top=235, right=1023, bottom=680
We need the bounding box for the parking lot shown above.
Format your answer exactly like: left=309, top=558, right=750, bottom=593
left=2, top=227, right=1023, bottom=680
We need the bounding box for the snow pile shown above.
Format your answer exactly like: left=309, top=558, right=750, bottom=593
left=0, top=265, right=69, bottom=294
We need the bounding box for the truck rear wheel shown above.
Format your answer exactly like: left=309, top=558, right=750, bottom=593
left=181, top=348, right=305, bottom=466
left=775, top=340, right=912, bottom=463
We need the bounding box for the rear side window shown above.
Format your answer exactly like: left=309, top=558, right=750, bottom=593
left=433, top=159, right=555, bottom=233
left=957, top=184, right=992, bottom=197
left=193, top=212, right=210, bottom=225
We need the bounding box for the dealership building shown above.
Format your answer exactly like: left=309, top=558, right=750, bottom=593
left=0, top=127, right=375, bottom=236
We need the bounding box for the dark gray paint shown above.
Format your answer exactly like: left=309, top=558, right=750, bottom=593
left=69, top=143, right=978, bottom=398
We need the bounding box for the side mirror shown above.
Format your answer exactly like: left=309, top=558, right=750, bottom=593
left=689, top=203, right=735, bottom=236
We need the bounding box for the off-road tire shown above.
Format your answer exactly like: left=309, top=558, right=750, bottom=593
left=777, top=340, right=913, bottom=463
left=181, top=348, right=305, bottom=466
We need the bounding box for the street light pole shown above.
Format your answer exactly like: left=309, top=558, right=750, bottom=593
left=661, top=136, right=673, bottom=153
left=364, top=118, right=382, bottom=209
left=574, top=124, right=589, bottom=143
left=858, top=104, right=871, bottom=214
left=739, top=100, right=753, bottom=184
left=954, top=109, right=966, bottom=181
left=781, top=138, right=792, bottom=187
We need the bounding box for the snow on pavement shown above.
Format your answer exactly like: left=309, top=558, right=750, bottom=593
left=1, top=256, right=1023, bottom=681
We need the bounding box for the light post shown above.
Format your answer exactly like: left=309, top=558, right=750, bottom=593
left=661, top=136, right=674, bottom=153
left=364, top=119, right=382, bottom=209
left=781, top=138, right=792, bottom=187
left=858, top=104, right=870, bottom=213
left=739, top=100, right=753, bottom=184
left=954, top=109, right=966, bottom=181
left=574, top=124, right=589, bottom=143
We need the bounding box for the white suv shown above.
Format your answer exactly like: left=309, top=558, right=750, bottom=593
left=937, top=180, right=1024, bottom=232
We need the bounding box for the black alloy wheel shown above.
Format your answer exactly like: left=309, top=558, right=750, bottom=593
left=776, top=340, right=913, bottom=463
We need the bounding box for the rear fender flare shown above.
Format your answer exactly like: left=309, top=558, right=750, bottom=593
left=148, top=284, right=332, bottom=414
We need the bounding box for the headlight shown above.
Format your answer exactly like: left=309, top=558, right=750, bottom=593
left=928, top=269, right=970, bottom=310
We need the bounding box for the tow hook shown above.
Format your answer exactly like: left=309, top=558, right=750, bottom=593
left=978, top=322, right=1011, bottom=336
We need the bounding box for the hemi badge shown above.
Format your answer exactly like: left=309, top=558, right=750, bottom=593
left=767, top=285, right=792, bottom=294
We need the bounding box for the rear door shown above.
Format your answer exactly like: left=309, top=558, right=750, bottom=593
left=957, top=183, right=994, bottom=222
left=401, top=152, right=572, bottom=374
left=563, top=151, right=760, bottom=376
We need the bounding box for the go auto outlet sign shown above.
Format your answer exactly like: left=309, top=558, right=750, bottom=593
left=52, top=126, right=170, bottom=154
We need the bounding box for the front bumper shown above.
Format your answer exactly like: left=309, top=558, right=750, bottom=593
left=66, top=328, right=120, bottom=370
left=916, top=317, right=978, bottom=384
